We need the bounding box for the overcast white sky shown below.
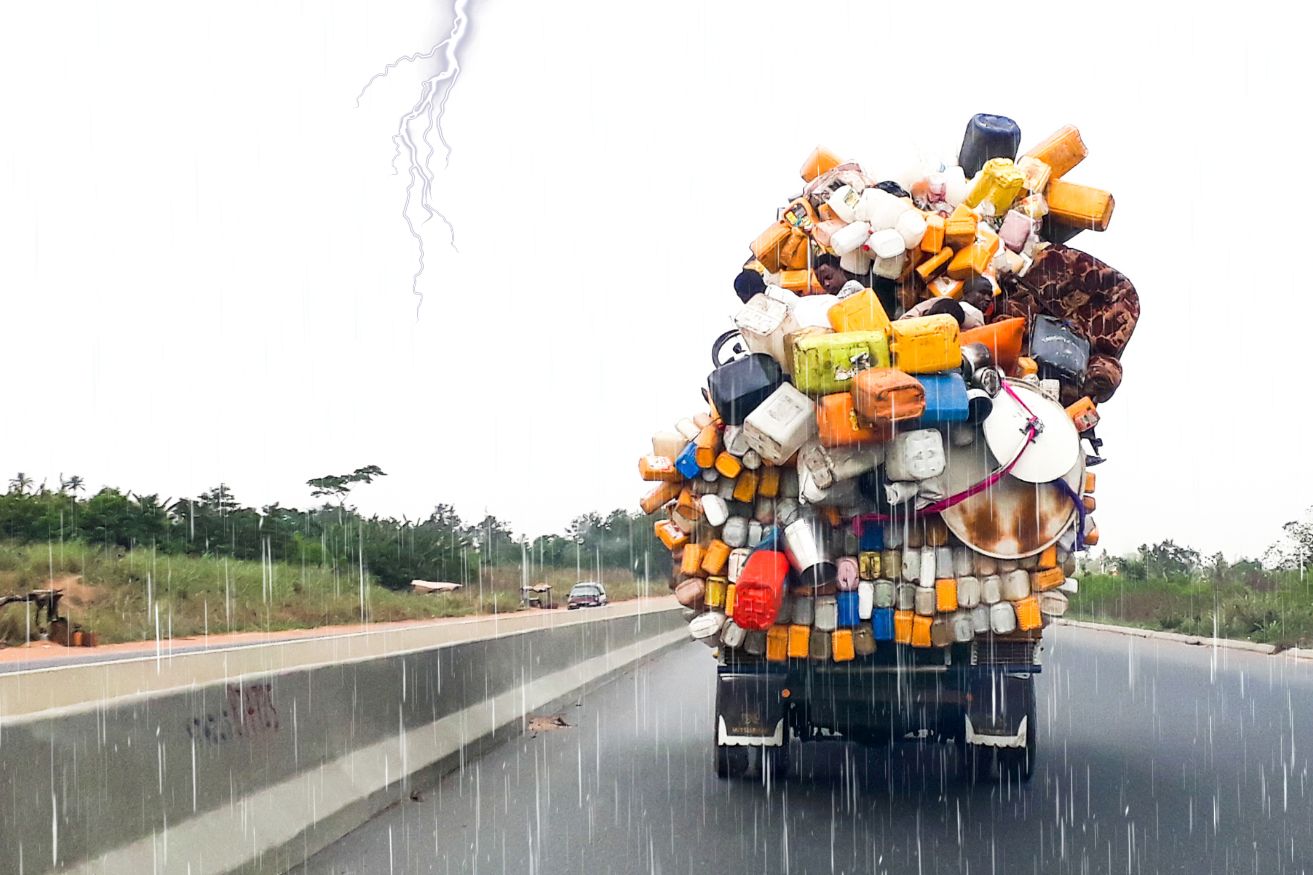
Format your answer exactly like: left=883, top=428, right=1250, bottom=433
left=1, top=0, right=1310, bottom=560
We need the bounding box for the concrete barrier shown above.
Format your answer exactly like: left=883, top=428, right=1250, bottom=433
left=0, top=598, right=686, bottom=874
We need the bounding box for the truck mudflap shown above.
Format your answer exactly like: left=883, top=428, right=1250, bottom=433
left=716, top=670, right=787, bottom=747
left=964, top=671, right=1035, bottom=749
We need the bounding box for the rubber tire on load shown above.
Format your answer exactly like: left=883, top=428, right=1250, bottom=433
left=715, top=744, right=749, bottom=779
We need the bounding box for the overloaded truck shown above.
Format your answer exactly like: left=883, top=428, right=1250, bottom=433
left=637, top=116, right=1138, bottom=783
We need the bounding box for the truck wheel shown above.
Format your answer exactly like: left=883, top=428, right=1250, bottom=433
left=715, top=744, right=749, bottom=779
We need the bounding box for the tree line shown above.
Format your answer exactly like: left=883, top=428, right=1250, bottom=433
left=0, top=467, right=669, bottom=589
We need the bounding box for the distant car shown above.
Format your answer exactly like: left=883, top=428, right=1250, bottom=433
left=566, top=582, right=607, bottom=610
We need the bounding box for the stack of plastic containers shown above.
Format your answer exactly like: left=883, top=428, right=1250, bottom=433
left=640, top=114, right=1139, bottom=659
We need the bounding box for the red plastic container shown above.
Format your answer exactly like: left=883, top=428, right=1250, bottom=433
left=732, top=551, right=791, bottom=631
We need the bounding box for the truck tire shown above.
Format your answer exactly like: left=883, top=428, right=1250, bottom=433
left=714, top=744, right=749, bottom=779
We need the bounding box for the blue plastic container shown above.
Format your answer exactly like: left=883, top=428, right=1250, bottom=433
left=957, top=113, right=1021, bottom=177
left=837, top=591, right=860, bottom=628
left=915, top=372, right=969, bottom=424
left=858, top=524, right=884, bottom=552
left=674, top=442, right=701, bottom=479
left=872, top=608, right=895, bottom=641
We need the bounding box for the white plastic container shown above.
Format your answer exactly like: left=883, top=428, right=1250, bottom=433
left=722, top=516, right=749, bottom=548
left=949, top=423, right=976, bottom=447
left=689, top=612, right=726, bottom=646
left=931, top=618, right=954, bottom=647
left=776, top=497, right=802, bottom=528
left=896, top=583, right=917, bottom=611
left=883, top=522, right=904, bottom=549
left=885, top=429, right=947, bottom=481
left=1001, top=569, right=1031, bottom=601
left=839, top=248, right=874, bottom=275
left=974, top=553, right=998, bottom=576
left=735, top=294, right=799, bottom=365
left=934, top=546, right=954, bottom=573
left=895, top=210, right=927, bottom=249
left=914, top=585, right=935, bottom=616
left=857, top=581, right=875, bottom=619
left=727, top=548, right=751, bottom=584
left=747, top=521, right=763, bottom=548
left=873, top=580, right=896, bottom=609
left=744, top=630, right=767, bottom=656
left=652, top=430, right=686, bottom=459
left=943, top=165, right=970, bottom=206
left=1038, top=591, right=1069, bottom=617
left=998, top=559, right=1020, bottom=573
left=670, top=509, right=696, bottom=535
left=814, top=596, right=839, bottom=632
left=827, top=184, right=863, bottom=223
left=723, top=425, right=751, bottom=457
left=952, top=611, right=975, bottom=643
left=675, top=418, right=701, bottom=441
left=720, top=620, right=746, bottom=649
left=701, top=494, right=729, bottom=528
left=989, top=601, right=1017, bottom=634
left=970, top=604, right=991, bottom=634
left=830, top=221, right=872, bottom=256
left=764, top=284, right=801, bottom=307
left=919, top=546, right=937, bottom=587
left=953, top=547, right=974, bottom=578
left=872, top=251, right=907, bottom=280
left=856, top=188, right=909, bottom=229
left=957, top=575, right=981, bottom=608
left=716, top=477, right=736, bottom=502
left=741, top=449, right=762, bottom=470
left=792, top=293, right=839, bottom=329
left=902, top=546, right=921, bottom=582
left=981, top=574, right=1002, bottom=604
left=867, top=227, right=906, bottom=259
left=792, top=595, right=815, bottom=626
left=743, top=384, right=817, bottom=466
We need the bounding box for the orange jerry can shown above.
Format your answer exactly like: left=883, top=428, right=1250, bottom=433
left=1023, top=124, right=1088, bottom=178
left=752, top=221, right=811, bottom=272
left=946, top=239, right=996, bottom=281
left=816, top=393, right=889, bottom=448
left=787, top=624, right=811, bottom=659
left=725, top=583, right=737, bottom=618
left=828, top=288, right=893, bottom=335
left=1084, top=471, right=1096, bottom=494
left=800, top=146, right=843, bottom=182
left=893, top=610, right=915, bottom=645
left=1067, top=396, right=1100, bottom=432
left=1038, top=545, right=1058, bottom=570
left=1030, top=567, right=1065, bottom=592
left=889, top=315, right=961, bottom=373
left=714, top=451, right=742, bottom=479
left=777, top=269, right=823, bottom=294
left=911, top=614, right=934, bottom=648
left=654, top=520, right=688, bottom=550
left=944, top=204, right=978, bottom=248
left=758, top=465, right=781, bottom=498
left=680, top=545, right=706, bottom=578
left=935, top=579, right=958, bottom=613
left=732, top=470, right=759, bottom=503
left=1046, top=180, right=1115, bottom=231
left=1014, top=595, right=1043, bottom=631
left=694, top=425, right=720, bottom=469
left=702, top=540, right=732, bottom=576
left=832, top=630, right=856, bottom=662
left=850, top=367, right=926, bottom=425
left=959, top=318, right=1025, bottom=372
left=920, top=213, right=946, bottom=253
left=640, top=481, right=682, bottom=515
left=915, top=246, right=953, bottom=281
left=1014, top=356, right=1039, bottom=378
left=766, top=625, right=789, bottom=662
left=675, top=487, right=702, bottom=521
left=638, top=455, right=683, bottom=482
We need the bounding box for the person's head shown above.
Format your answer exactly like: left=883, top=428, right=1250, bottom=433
left=926, top=297, right=965, bottom=326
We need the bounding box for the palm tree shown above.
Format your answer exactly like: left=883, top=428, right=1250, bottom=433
left=8, top=473, right=32, bottom=495
left=59, top=474, right=85, bottom=495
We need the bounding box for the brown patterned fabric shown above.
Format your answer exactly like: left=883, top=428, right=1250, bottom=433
left=999, top=245, right=1140, bottom=358
left=1081, top=354, right=1123, bottom=404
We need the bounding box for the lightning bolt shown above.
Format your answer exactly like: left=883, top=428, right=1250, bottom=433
left=358, top=0, right=473, bottom=314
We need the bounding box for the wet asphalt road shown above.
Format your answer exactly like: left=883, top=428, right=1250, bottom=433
left=294, top=626, right=1313, bottom=875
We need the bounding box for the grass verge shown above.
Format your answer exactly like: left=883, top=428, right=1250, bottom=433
left=0, top=541, right=647, bottom=645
